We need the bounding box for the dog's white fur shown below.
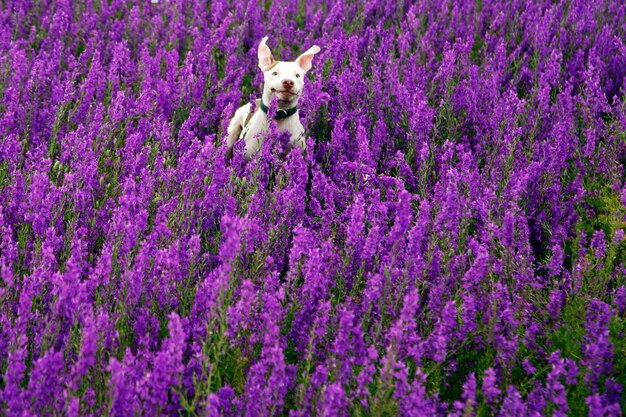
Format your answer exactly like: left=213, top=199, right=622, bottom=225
left=226, top=37, right=320, bottom=159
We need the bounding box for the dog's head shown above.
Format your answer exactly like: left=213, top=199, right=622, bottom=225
left=258, top=37, right=320, bottom=107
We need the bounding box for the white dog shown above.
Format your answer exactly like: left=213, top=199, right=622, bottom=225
left=226, top=37, right=320, bottom=159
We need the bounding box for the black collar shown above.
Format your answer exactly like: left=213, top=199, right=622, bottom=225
left=259, top=101, right=298, bottom=120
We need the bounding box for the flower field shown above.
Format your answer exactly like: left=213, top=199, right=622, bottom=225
left=1, top=0, right=626, bottom=415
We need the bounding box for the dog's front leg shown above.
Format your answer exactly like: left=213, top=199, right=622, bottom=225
left=243, top=112, right=270, bottom=159
left=226, top=103, right=253, bottom=158
left=282, top=118, right=306, bottom=151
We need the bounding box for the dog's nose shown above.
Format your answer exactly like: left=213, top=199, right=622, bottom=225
left=282, top=79, right=294, bottom=90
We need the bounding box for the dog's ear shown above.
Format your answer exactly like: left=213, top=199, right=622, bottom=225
left=258, top=36, right=274, bottom=70
left=295, top=45, right=320, bottom=73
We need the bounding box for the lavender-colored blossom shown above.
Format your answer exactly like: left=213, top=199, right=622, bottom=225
left=590, top=230, right=607, bottom=259
left=547, top=244, right=564, bottom=277
left=583, top=300, right=614, bottom=390
left=449, top=372, right=477, bottom=416
left=138, top=313, right=186, bottom=414
left=482, top=368, right=501, bottom=403
left=546, top=351, right=571, bottom=417
left=498, top=385, right=526, bottom=417
left=321, top=383, right=348, bottom=417
left=615, top=286, right=626, bottom=314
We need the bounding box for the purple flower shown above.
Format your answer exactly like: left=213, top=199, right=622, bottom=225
left=499, top=385, right=526, bottom=417
left=321, top=383, right=348, bottom=417
left=462, top=373, right=477, bottom=409
left=583, top=300, right=614, bottom=390
left=522, top=358, right=536, bottom=375
left=590, top=230, right=607, bottom=259
left=546, top=351, right=570, bottom=416
left=482, top=368, right=501, bottom=403
left=547, top=244, right=564, bottom=277
left=615, top=286, right=626, bottom=314
left=547, top=289, right=564, bottom=320
left=137, top=313, right=186, bottom=414
left=107, top=351, right=141, bottom=417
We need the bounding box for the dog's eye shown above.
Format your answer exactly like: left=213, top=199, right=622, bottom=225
left=272, top=71, right=278, bottom=76
left=295, top=74, right=301, bottom=78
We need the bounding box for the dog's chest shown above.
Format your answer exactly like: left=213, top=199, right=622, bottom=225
left=240, top=108, right=303, bottom=142
left=239, top=109, right=265, bottom=141
left=240, top=107, right=305, bottom=158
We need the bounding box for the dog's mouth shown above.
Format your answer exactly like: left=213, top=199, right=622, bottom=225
left=271, top=88, right=300, bottom=96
